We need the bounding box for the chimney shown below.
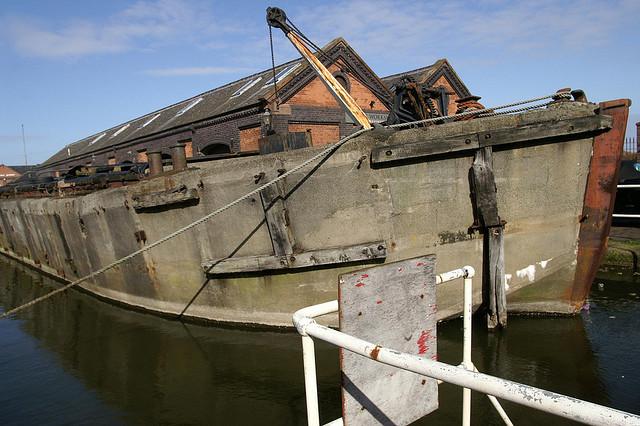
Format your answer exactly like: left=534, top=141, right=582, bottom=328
left=170, top=143, right=188, bottom=172
left=147, top=151, right=163, bottom=177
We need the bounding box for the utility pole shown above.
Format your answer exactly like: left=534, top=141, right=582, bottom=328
left=21, top=124, right=28, bottom=166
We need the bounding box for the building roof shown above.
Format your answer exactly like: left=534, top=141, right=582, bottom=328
left=43, top=37, right=389, bottom=168
left=381, top=59, right=446, bottom=85
left=381, top=58, right=471, bottom=99
left=0, top=165, right=20, bottom=175
left=8, top=165, right=37, bottom=174
left=41, top=39, right=468, bottom=169
left=41, top=59, right=299, bottom=167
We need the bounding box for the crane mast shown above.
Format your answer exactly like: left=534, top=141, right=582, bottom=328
left=266, top=7, right=373, bottom=130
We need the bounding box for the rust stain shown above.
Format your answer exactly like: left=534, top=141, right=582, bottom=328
left=417, top=330, right=431, bottom=355
left=370, top=345, right=381, bottom=360
left=416, top=262, right=425, bottom=266
left=361, top=273, right=369, bottom=278
left=376, top=300, right=383, bottom=304
left=355, top=282, right=365, bottom=288
left=572, top=99, right=631, bottom=306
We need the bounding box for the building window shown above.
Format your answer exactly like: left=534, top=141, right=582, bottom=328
left=136, top=150, right=148, bottom=163
left=288, top=123, right=340, bottom=146
left=264, top=63, right=301, bottom=86
left=179, top=140, right=194, bottom=158
left=230, top=77, right=262, bottom=98
left=141, top=113, right=161, bottom=128
left=333, top=71, right=350, bottom=92
left=176, top=97, right=203, bottom=117
left=239, top=126, right=261, bottom=152
left=89, top=133, right=106, bottom=145
left=111, top=124, right=130, bottom=138
left=201, top=143, right=232, bottom=156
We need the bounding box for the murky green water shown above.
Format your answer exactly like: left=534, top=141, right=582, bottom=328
left=1, top=256, right=639, bottom=425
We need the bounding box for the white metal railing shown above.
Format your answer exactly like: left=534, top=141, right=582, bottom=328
left=293, top=266, right=640, bottom=426
left=613, top=184, right=640, bottom=218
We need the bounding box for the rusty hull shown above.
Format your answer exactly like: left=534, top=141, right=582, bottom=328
left=571, top=99, right=631, bottom=306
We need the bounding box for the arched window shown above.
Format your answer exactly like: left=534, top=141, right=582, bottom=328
left=201, top=143, right=232, bottom=155
left=333, top=71, right=350, bottom=92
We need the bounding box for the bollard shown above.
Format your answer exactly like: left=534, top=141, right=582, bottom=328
left=147, top=151, right=163, bottom=177
left=171, top=143, right=187, bottom=172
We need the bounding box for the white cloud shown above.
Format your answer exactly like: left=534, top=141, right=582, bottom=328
left=294, top=0, right=640, bottom=60
left=2, top=0, right=218, bottom=58
left=143, top=66, right=252, bottom=76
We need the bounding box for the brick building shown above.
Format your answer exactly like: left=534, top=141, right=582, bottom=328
left=39, top=38, right=471, bottom=175
left=0, top=165, right=22, bottom=186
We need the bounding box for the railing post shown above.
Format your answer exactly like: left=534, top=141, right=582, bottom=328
left=462, top=273, right=473, bottom=426
left=302, top=334, right=320, bottom=426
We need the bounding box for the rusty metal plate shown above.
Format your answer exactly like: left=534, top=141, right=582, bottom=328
left=572, top=99, right=631, bottom=305
left=339, top=255, right=438, bottom=426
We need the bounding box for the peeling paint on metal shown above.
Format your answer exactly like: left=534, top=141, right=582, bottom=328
left=370, top=345, right=381, bottom=360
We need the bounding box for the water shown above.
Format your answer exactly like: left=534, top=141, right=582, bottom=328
left=0, top=256, right=639, bottom=425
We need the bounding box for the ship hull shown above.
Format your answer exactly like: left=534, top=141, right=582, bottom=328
left=0, top=100, right=629, bottom=327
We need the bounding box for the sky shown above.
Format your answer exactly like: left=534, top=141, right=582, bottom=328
left=1, top=0, right=639, bottom=166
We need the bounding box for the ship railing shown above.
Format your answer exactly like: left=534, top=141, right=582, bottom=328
left=292, top=267, right=640, bottom=426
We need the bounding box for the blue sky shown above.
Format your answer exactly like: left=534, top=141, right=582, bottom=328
left=1, top=0, right=639, bottom=166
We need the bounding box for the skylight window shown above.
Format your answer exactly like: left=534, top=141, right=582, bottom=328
left=230, top=77, right=262, bottom=98
left=264, top=63, right=301, bottom=86
left=176, top=97, right=203, bottom=117
left=111, top=123, right=130, bottom=138
left=141, top=113, right=161, bottom=128
left=89, top=133, right=106, bottom=145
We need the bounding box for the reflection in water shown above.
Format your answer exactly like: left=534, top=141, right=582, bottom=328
left=0, top=256, right=638, bottom=425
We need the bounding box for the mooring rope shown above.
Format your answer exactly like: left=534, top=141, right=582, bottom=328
left=0, top=92, right=571, bottom=319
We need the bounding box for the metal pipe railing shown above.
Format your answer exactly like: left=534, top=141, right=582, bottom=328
left=293, top=301, right=338, bottom=426
left=462, top=270, right=473, bottom=426
left=613, top=185, right=640, bottom=218
left=293, top=266, right=640, bottom=426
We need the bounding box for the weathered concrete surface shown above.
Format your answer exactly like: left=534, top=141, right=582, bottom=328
left=0, top=103, right=615, bottom=327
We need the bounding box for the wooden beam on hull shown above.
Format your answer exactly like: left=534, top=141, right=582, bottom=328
left=132, top=185, right=199, bottom=211
left=260, top=180, right=295, bottom=257
left=470, top=147, right=507, bottom=329
left=202, top=241, right=386, bottom=274
left=371, top=114, right=612, bottom=166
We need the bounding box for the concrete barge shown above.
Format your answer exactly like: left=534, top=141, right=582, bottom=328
left=0, top=98, right=630, bottom=327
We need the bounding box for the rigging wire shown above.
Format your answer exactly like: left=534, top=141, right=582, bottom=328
left=268, top=24, right=280, bottom=107
left=285, top=17, right=392, bottom=105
